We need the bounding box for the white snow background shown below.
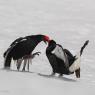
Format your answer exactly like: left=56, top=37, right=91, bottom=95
left=0, top=0, right=95, bottom=95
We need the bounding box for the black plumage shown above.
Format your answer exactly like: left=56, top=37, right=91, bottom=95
left=4, top=34, right=50, bottom=69
left=46, top=40, right=89, bottom=78
left=46, top=40, right=73, bottom=75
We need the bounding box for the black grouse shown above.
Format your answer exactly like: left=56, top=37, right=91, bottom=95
left=4, top=34, right=50, bottom=69
left=46, top=40, right=89, bottom=78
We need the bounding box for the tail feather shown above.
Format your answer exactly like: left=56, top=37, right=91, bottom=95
left=80, top=40, right=89, bottom=56
left=4, top=50, right=12, bottom=69
left=69, top=40, right=89, bottom=75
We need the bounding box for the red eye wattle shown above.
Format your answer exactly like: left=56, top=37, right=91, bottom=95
left=44, top=35, right=50, bottom=42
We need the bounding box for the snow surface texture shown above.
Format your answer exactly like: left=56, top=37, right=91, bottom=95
left=0, top=0, right=95, bottom=95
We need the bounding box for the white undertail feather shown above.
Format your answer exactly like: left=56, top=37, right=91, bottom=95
left=69, top=52, right=81, bottom=72
left=4, top=50, right=11, bottom=66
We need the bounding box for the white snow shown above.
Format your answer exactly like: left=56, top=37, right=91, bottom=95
left=0, top=0, right=95, bottom=95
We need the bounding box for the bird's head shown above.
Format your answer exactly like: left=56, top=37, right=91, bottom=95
left=28, top=34, right=50, bottom=44
left=42, top=35, right=50, bottom=44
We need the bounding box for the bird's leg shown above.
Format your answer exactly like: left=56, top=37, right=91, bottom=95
left=17, top=59, right=23, bottom=71
left=27, top=59, right=29, bottom=72
left=30, top=58, right=32, bottom=65
left=22, top=59, right=27, bottom=71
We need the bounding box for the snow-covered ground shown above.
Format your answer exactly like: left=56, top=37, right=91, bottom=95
left=0, top=0, right=95, bottom=95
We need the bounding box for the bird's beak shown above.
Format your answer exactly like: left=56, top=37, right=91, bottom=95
left=43, top=40, right=48, bottom=44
